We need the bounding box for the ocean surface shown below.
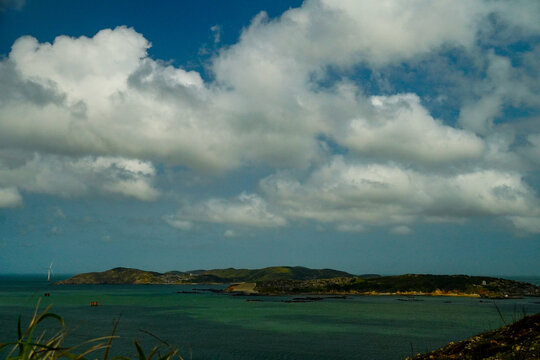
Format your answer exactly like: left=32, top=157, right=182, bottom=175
left=1, top=275, right=539, bottom=360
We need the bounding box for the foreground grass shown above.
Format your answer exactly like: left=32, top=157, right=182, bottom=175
left=0, top=300, right=185, bottom=360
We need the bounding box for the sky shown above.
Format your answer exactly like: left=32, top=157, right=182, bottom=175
left=1, top=0, right=539, bottom=276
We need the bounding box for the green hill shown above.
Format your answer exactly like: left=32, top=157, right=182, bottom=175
left=54, top=267, right=188, bottom=285
left=55, top=266, right=358, bottom=285
left=199, top=266, right=355, bottom=282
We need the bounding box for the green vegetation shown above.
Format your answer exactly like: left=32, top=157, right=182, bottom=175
left=55, top=268, right=178, bottom=285
left=407, top=312, right=540, bottom=359
left=199, top=266, right=355, bottom=282
left=0, top=300, right=185, bottom=360
left=55, top=266, right=357, bottom=285
left=254, top=274, right=540, bottom=298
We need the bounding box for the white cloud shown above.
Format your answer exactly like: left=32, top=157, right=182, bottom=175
left=0, top=27, right=235, bottom=171
left=390, top=226, right=412, bottom=235
left=49, top=226, right=63, bottom=235
left=0, top=187, right=22, bottom=207
left=164, top=216, right=193, bottom=231
left=458, top=50, right=540, bottom=135
left=224, top=229, right=236, bottom=238
left=169, top=193, right=287, bottom=228
left=1, top=1, right=540, bottom=240
left=519, top=132, right=540, bottom=169
left=213, top=0, right=483, bottom=88
left=9, top=27, right=149, bottom=102
left=210, top=25, right=221, bottom=44
left=342, top=94, right=484, bottom=163
left=509, top=216, right=540, bottom=235
left=1, top=2, right=537, bottom=173
left=52, top=207, right=66, bottom=219
left=260, top=157, right=540, bottom=232
left=0, top=153, right=159, bottom=201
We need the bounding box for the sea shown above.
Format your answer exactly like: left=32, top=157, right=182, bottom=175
left=0, top=275, right=539, bottom=360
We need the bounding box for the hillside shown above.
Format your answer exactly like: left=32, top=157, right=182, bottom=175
left=407, top=312, right=540, bottom=359
left=54, top=267, right=188, bottom=285
left=197, top=266, right=356, bottom=282
left=54, top=266, right=358, bottom=285
left=55, top=270, right=540, bottom=299
left=252, top=274, right=540, bottom=298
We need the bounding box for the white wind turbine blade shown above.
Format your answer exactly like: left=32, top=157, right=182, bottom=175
left=47, top=261, right=54, bottom=281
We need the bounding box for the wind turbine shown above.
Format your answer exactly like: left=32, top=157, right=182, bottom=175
left=47, top=261, right=54, bottom=282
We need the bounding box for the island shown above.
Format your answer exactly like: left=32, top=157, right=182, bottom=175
left=55, top=267, right=540, bottom=299
left=244, top=274, right=540, bottom=298
left=54, top=266, right=360, bottom=285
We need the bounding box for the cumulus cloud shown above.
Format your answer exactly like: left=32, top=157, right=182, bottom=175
left=0, top=26, right=322, bottom=171
left=210, top=25, right=221, bottom=44
left=260, top=157, right=540, bottom=233
left=0, top=153, right=159, bottom=201
left=1, top=1, right=540, bottom=239
left=390, top=226, right=413, bottom=235
left=523, top=134, right=540, bottom=165
left=163, top=216, right=193, bottom=231
left=52, top=207, right=66, bottom=219
left=167, top=193, right=287, bottom=228
left=342, top=94, right=484, bottom=163
left=1, top=2, right=538, bottom=172
left=0, top=187, right=22, bottom=207
left=213, top=0, right=482, bottom=86
left=509, top=216, right=540, bottom=235
left=458, top=51, right=540, bottom=135
left=224, top=229, right=236, bottom=238
left=167, top=153, right=540, bottom=234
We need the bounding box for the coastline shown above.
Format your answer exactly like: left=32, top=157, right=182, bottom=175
left=53, top=269, right=540, bottom=300
left=223, top=283, right=533, bottom=299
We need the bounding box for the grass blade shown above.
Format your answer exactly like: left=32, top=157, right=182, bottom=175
left=134, top=339, right=146, bottom=360
left=103, top=317, right=120, bottom=360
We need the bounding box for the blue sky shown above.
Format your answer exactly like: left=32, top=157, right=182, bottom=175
left=1, top=0, right=539, bottom=276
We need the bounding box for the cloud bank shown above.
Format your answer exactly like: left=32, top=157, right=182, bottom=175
left=2, top=0, right=540, bottom=235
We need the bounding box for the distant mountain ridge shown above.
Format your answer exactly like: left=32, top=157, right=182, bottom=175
left=54, top=266, right=362, bottom=285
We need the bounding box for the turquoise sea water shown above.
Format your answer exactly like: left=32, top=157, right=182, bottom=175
left=1, top=275, right=539, bottom=360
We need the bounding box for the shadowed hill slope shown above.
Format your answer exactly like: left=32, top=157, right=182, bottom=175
left=198, top=266, right=356, bottom=282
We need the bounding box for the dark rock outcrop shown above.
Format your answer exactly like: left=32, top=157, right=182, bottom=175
left=408, top=313, right=540, bottom=359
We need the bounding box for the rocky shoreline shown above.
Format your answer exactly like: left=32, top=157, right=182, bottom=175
left=407, top=313, right=540, bottom=359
